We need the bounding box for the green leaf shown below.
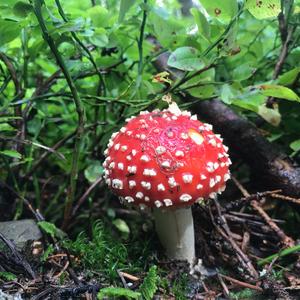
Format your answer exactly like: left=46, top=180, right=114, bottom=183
left=0, top=272, right=17, bottom=281
left=38, top=221, right=66, bottom=239
left=112, top=219, right=130, bottom=234
left=259, top=84, right=300, bottom=102
left=150, top=13, right=184, bottom=49
left=41, top=244, right=55, bottom=262
left=257, top=104, right=281, bottom=126
left=118, top=0, right=135, bottom=23
left=13, top=1, right=32, bottom=18
left=97, top=287, right=141, bottom=299
left=0, top=150, right=22, bottom=159
left=200, top=0, right=238, bottom=23
left=231, top=93, right=266, bottom=112
left=139, top=266, right=159, bottom=300
left=0, top=123, right=16, bottom=132
left=89, top=27, right=108, bottom=47
left=190, top=8, right=210, bottom=40
left=87, top=5, right=109, bottom=28
left=0, top=19, right=20, bottom=45
left=290, top=139, right=300, bottom=152
left=167, top=47, right=205, bottom=71
left=221, top=84, right=235, bottom=104
left=232, top=63, right=256, bottom=81
left=278, top=67, right=300, bottom=86
left=186, top=84, right=216, bottom=98
left=246, top=0, right=281, bottom=19
left=84, top=161, right=103, bottom=183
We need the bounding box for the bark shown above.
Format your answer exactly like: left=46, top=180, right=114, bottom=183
left=153, top=52, right=300, bottom=197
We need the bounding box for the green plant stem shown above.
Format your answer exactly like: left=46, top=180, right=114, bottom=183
left=32, top=0, right=85, bottom=229
left=54, top=0, right=106, bottom=96
left=258, top=244, right=300, bottom=266
left=135, top=0, right=148, bottom=92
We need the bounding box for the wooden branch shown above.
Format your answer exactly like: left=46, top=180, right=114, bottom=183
left=153, top=51, right=300, bottom=197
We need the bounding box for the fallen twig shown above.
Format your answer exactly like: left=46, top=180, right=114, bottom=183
left=209, top=199, right=259, bottom=279
left=220, top=274, right=263, bottom=292
left=251, top=200, right=294, bottom=248
left=0, top=232, right=36, bottom=279
left=271, top=194, right=300, bottom=206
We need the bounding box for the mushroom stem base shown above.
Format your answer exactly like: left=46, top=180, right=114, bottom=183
left=153, top=207, right=195, bottom=264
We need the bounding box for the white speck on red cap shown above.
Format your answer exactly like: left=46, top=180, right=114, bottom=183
left=206, top=162, right=214, bottom=173
left=114, top=143, right=120, bottom=150
left=224, top=173, right=230, bottom=181
left=209, top=178, right=216, bottom=188
left=157, top=183, right=165, bottom=191
left=121, top=145, right=127, bottom=152
left=143, top=169, right=157, bottom=177
left=120, top=127, right=126, bottom=133
left=136, top=192, right=144, bottom=199
left=118, top=163, right=124, bottom=170
left=204, top=123, right=213, bottom=131
left=126, top=155, right=132, bottom=161
left=161, top=161, right=171, bottom=168
left=112, top=179, right=123, bottom=190
left=141, top=155, right=150, bottom=162
left=111, top=132, right=118, bottom=139
left=168, top=177, right=177, bottom=188
left=141, top=181, right=151, bottom=190
left=182, top=174, right=193, bottom=183
left=125, top=196, right=134, bottom=203
left=201, top=174, right=207, bottom=180
left=127, top=166, right=137, bottom=174
left=196, top=197, right=204, bottom=204
left=190, top=115, right=197, bottom=121
left=139, top=110, right=149, bottom=115
left=109, top=162, right=115, bottom=169
left=129, top=180, right=136, bottom=189
left=180, top=194, right=192, bottom=202
left=209, top=139, right=217, bottom=147
left=144, top=196, right=150, bottom=202
left=197, top=184, right=203, bottom=190
left=164, top=199, right=173, bottom=206
left=155, top=200, right=162, bottom=207
left=175, top=150, right=184, bottom=157
left=180, top=132, right=188, bottom=140
left=182, top=111, right=191, bottom=117
left=167, top=131, right=174, bottom=138
left=156, top=146, right=166, bottom=155
left=131, top=150, right=137, bottom=156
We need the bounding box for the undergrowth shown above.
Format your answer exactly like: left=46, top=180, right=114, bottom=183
left=63, top=221, right=144, bottom=280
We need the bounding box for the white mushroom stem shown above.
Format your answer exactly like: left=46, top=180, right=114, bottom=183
left=153, top=207, right=195, bottom=264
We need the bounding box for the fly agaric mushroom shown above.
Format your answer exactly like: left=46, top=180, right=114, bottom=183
left=103, top=103, right=231, bottom=264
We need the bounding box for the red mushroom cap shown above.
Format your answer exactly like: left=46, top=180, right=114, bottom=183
left=103, top=107, right=231, bottom=209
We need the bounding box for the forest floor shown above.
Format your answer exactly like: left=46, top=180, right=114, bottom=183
left=1, top=175, right=300, bottom=300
